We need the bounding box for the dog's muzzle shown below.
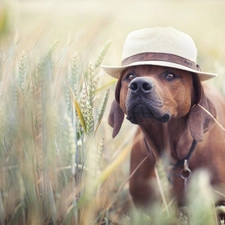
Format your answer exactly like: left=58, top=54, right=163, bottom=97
left=126, top=77, right=171, bottom=124
left=128, top=77, right=154, bottom=95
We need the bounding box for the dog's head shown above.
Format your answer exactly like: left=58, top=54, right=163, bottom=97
left=108, top=65, right=216, bottom=141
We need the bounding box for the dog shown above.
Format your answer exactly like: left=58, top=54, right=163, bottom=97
left=102, top=27, right=225, bottom=209
left=108, top=65, right=225, bottom=207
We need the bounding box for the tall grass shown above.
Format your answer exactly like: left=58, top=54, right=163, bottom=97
left=0, top=34, right=124, bottom=224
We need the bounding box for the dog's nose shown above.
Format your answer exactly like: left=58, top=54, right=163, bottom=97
left=128, top=78, right=154, bottom=94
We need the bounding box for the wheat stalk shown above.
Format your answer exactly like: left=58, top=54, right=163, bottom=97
left=95, top=88, right=110, bottom=133
left=94, top=40, right=112, bottom=69
left=15, top=51, right=27, bottom=96
left=86, top=63, right=95, bottom=136
left=70, top=53, right=79, bottom=99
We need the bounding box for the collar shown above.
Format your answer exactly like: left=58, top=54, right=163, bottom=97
left=172, top=140, right=197, bottom=169
left=144, top=137, right=197, bottom=168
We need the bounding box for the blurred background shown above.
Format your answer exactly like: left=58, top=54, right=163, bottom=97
left=1, top=0, right=225, bottom=73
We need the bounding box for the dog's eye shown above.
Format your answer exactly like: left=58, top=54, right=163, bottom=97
left=126, top=73, right=136, bottom=81
left=165, top=73, right=175, bottom=80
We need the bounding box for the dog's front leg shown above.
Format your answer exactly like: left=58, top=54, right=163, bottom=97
left=129, top=139, right=160, bottom=208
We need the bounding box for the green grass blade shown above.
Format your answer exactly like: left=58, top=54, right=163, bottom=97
left=66, top=81, right=87, bottom=133
left=74, top=97, right=87, bottom=133
left=95, top=79, right=116, bottom=93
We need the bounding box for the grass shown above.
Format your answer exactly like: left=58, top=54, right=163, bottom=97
left=0, top=0, right=225, bottom=224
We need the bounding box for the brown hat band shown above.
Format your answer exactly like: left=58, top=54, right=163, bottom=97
left=121, top=52, right=200, bottom=71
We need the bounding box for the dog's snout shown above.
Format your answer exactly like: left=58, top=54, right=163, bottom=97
left=129, top=78, right=154, bottom=94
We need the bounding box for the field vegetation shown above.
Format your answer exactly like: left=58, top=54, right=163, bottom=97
left=0, top=1, right=225, bottom=224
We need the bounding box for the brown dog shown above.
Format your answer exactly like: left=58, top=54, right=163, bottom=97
left=102, top=27, right=225, bottom=209
left=108, top=65, right=225, bottom=208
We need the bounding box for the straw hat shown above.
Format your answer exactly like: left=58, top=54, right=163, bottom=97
left=102, top=27, right=217, bottom=81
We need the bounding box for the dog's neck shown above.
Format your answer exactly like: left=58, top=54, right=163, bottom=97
left=139, top=116, right=193, bottom=163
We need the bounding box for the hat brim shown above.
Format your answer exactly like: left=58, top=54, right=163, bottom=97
left=102, top=61, right=217, bottom=81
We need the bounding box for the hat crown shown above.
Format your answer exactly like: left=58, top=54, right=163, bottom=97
left=122, top=27, right=197, bottom=63
left=101, top=26, right=217, bottom=81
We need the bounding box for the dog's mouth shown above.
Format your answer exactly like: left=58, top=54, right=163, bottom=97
left=126, top=103, right=171, bottom=124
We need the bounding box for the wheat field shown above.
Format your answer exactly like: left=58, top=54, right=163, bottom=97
left=0, top=1, right=225, bottom=224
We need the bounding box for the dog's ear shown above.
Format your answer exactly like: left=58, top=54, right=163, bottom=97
left=188, top=74, right=216, bottom=142
left=108, top=76, right=125, bottom=138
left=115, top=74, right=123, bottom=103
left=188, top=97, right=216, bottom=142
left=108, top=100, right=124, bottom=138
